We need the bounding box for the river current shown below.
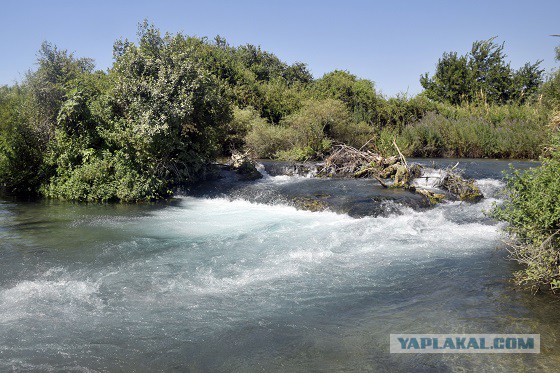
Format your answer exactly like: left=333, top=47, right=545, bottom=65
left=1, top=159, right=559, bottom=371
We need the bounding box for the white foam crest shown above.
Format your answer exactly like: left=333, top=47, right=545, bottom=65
left=138, top=196, right=352, bottom=238
left=139, top=195, right=504, bottom=298
left=0, top=276, right=101, bottom=322
left=256, top=162, right=316, bottom=183
left=350, top=206, right=498, bottom=256
left=476, top=178, right=505, bottom=198
left=412, top=167, right=446, bottom=189
left=191, top=264, right=300, bottom=294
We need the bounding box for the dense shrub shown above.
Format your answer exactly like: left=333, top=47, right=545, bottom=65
left=398, top=104, right=549, bottom=158
left=38, top=22, right=233, bottom=201
left=492, top=135, right=560, bottom=290
left=0, top=23, right=554, bottom=204
left=245, top=121, right=294, bottom=158
left=311, top=70, right=381, bottom=124
left=0, top=86, right=44, bottom=195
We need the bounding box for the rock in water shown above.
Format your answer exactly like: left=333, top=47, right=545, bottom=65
left=230, top=151, right=263, bottom=181
left=415, top=188, right=446, bottom=205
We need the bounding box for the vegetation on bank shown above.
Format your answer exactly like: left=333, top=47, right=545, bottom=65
left=492, top=137, right=560, bottom=291
left=0, top=21, right=556, bottom=203
left=490, top=43, right=560, bottom=292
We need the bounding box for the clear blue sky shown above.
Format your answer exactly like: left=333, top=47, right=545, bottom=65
left=1, top=0, right=559, bottom=97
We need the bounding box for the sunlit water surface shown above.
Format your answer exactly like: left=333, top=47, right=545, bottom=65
left=1, top=159, right=560, bottom=372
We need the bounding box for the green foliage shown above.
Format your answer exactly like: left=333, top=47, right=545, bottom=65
left=234, top=44, right=312, bottom=85
left=541, top=73, right=560, bottom=110
left=311, top=70, right=381, bottom=124
left=377, top=94, right=436, bottom=130
left=331, top=120, right=373, bottom=149
left=0, top=24, right=555, bottom=204
left=420, top=52, right=471, bottom=105
left=398, top=104, right=549, bottom=158
left=284, top=99, right=350, bottom=152
left=0, top=85, right=44, bottom=194
left=223, top=106, right=265, bottom=152
left=257, top=78, right=306, bottom=123
left=15, top=21, right=234, bottom=202
left=245, top=121, right=294, bottom=158
left=492, top=136, right=560, bottom=290
left=27, top=42, right=96, bottom=143
left=245, top=98, right=370, bottom=160
left=41, top=149, right=166, bottom=202
left=421, top=38, right=544, bottom=105
left=275, top=146, right=319, bottom=162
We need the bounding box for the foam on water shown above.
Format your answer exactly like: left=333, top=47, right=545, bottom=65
left=2, top=162, right=553, bottom=371
left=412, top=166, right=446, bottom=190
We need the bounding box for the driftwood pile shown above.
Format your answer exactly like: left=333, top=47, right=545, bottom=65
left=319, top=143, right=482, bottom=205
left=437, top=168, right=483, bottom=202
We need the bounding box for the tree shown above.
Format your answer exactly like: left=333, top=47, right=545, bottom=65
left=27, top=42, right=95, bottom=143
left=43, top=22, right=234, bottom=201
left=420, top=52, right=471, bottom=105
left=421, top=38, right=544, bottom=105
left=311, top=70, right=381, bottom=124
left=0, top=85, right=44, bottom=194
left=284, top=99, right=351, bottom=152
left=110, top=23, right=232, bottom=183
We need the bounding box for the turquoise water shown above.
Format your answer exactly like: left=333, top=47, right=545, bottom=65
left=1, top=160, right=559, bottom=371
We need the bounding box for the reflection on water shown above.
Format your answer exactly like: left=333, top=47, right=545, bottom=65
left=1, top=159, right=559, bottom=371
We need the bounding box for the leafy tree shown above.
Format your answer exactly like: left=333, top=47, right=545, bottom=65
left=43, top=22, right=233, bottom=201
left=224, top=106, right=266, bottom=152
left=27, top=42, right=95, bottom=144
left=0, top=85, right=44, bottom=194
left=284, top=99, right=348, bottom=153
left=421, top=38, right=544, bottom=105
left=257, top=78, right=306, bottom=123
left=233, top=44, right=312, bottom=86
left=1, top=43, right=95, bottom=196
left=283, top=62, right=313, bottom=86
left=420, top=52, right=471, bottom=105
left=540, top=39, right=560, bottom=111
left=311, top=70, right=381, bottom=124
left=492, top=136, right=560, bottom=290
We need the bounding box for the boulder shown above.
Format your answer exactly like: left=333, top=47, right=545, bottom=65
left=230, top=151, right=263, bottom=181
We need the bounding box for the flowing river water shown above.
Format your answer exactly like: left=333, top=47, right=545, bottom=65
left=1, top=159, right=560, bottom=371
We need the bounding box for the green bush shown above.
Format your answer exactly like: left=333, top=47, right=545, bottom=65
left=421, top=38, right=543, bottom=105
left=311, top=70, right=381, bottom=124
left=223, top=106, right=265, bottom=153
left=284, top=99, right=349, bottom=152
left=245, top=121, right=295, bottom=158
left=41, top=150, right=168, bottom=202
left=0, top=86, right=44, bottom=195
left=396, top=104, right=549, bottom=158
left=331, top=120, right=374, bottom=149
left=492, top=136, right=560, bottom=290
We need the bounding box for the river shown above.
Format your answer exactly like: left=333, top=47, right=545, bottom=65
left=1, top=159, right=559, bottom=371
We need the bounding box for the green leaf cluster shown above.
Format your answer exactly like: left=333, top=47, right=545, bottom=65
left=421, top=38, right=544, bottom=105
left=492, top=137, right=560, bottom=290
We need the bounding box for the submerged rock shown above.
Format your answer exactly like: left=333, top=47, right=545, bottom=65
left=292, top=196, right=328, bottom=212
